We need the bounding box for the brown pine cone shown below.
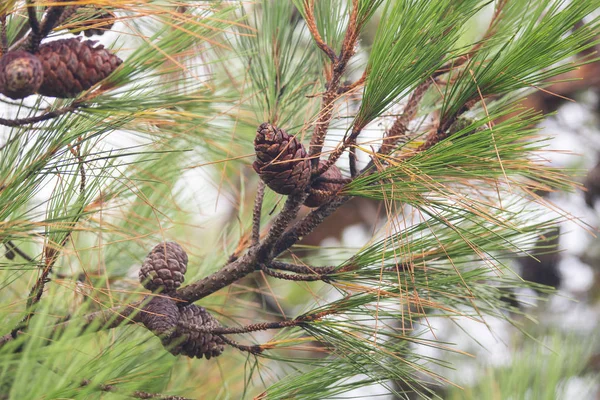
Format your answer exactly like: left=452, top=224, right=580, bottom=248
left=36, top=37, right=122, bottom=98
left=139, top=296, right=179, bottom=337
left=0, top=51, right=44, bottom=99
left=139, top=242, right=188, bottom=293
left=304, top=162, right=344, bottom=208
left=167, top=305, right=225, bottom=359
left=68, top=7, right=115, bottom=37
left=253, top=122, right=311, bottom=196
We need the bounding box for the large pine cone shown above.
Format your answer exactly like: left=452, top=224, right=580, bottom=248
left=167, top=305, right=225, bottom=359
left=253, top=122, right=311, bottom=195
left=36, top=37, right=122, bottom=98
left=139, top=242, right=188, bottom=293
left=304, top=162, right=344, bottom=208
left=0, top=51, right=44, bottom=99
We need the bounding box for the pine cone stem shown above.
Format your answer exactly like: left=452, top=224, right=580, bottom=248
left=26, top=0, right=40, bottom=35
left=260, top=264, right=330, bottom=282
left=259, top=193, right=306, bottom=260
left=268, top=261, right=337, bottom=275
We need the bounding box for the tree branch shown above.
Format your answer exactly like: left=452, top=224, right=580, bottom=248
left=252, top=181, right=265, bottom=246
left=269, top=261, right=337, bottom=275
left=307, top=0, right=362, bottom=170
left=25, top=0, right=40, bottom=35
left=260, top=264, right=331, bottom=282
left=0, top=103, right=81, bottom=127
left=273, top=196, right=351, bottom=256
left=303, top=0, right=337, bottom=63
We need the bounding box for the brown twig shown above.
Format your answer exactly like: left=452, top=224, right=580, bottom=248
left=260, top=264, right=330, bottom=282
left=273, top=196, right=351, bottom=256
left=307, top=0, right=362, bottom=170
left=180, top=310, right=334, bottom=336
left=0, top=14, right=7, bottom=56
left=313, top=124, right=363, bottom=176
left=269, top=261, right=337, bottom=275
left=259, top=193, right=307, bottom=259
left=252, top=181, right=265, bottom=246
left=417, top=99, right=477, bottom=152
left=378, top=80, right=434, bottom=156
left=25, top=0, right=40, bottom=35
left=0, top=103, right=81, bottom=127
left=11, top=1, right=68, bottom=52
left=303, top=0, right=337, bottom=63
left=218, top=334, right=262, bottom=355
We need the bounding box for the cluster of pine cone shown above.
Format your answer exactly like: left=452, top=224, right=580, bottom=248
left=253, top=122, right=345, bottom=207
left=0, top=7, right=121, bottom=100
left=138, top=242, right=225, bottom=360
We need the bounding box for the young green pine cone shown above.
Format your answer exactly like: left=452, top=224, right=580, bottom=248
left=167, top=304, right=225, bottom=359
left=139, top=242, right=188, bottom=293
left=36, top=37, right=122, bottom=98
left=68, top=7, right=115, bottom=37
left=253, top=122, right=311, bottom=195
left=304, top=162, right=344, bottom=208
left=0, top=51, right=44, bottom=99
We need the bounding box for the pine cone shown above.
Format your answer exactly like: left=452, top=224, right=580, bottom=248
left=0, top=51, right=44, bottom=99
left=253, top=122, right=311, bottom=195
left=68, top=7, right=115, bottom=37
left=139, top=296, right=179, bottom=337
left=304, top=162, right=344, bottom=208
left=36, top=37, right=122, bottom=98
left=139, top=242, right=188, bottom=293
left=167, top=305, right=225, bottom=359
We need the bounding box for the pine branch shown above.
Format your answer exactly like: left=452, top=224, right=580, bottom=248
left=269, top=261, right=337, bottom=275
left=307, top=0, right=362, bottom=170
left=303, top=0, right=337, bottom=63
left=252, top=181, right=265, bottom=246
left=260, top=264, right=331, bottom=282
left=25, top=0, right=40, bottom=36
left=0, top=103, right=82, bottom=127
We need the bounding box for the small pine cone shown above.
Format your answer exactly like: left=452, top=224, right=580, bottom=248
left=139, top=296, right=180, bottom=337
left=253, top=122, right=311, bottom=195
left=139, top=242, right=188, bottom=293
left=0, top=51, right=44, bottom=99
left=36, top=37, right=122, bottom=98
left=166, top=305, right=225, bottom=359
left=68, top=7, right=115, bottom=37
left=304, top=162, right=344, bottom=208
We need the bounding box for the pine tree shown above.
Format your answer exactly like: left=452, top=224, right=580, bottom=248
left=0, top=1, right=598, bottom=399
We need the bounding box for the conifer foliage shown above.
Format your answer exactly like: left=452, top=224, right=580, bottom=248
left=0, top=1, right=598, bottom=398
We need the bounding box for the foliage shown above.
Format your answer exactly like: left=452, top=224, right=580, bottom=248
left=0, top=0, right=598, bottom=399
